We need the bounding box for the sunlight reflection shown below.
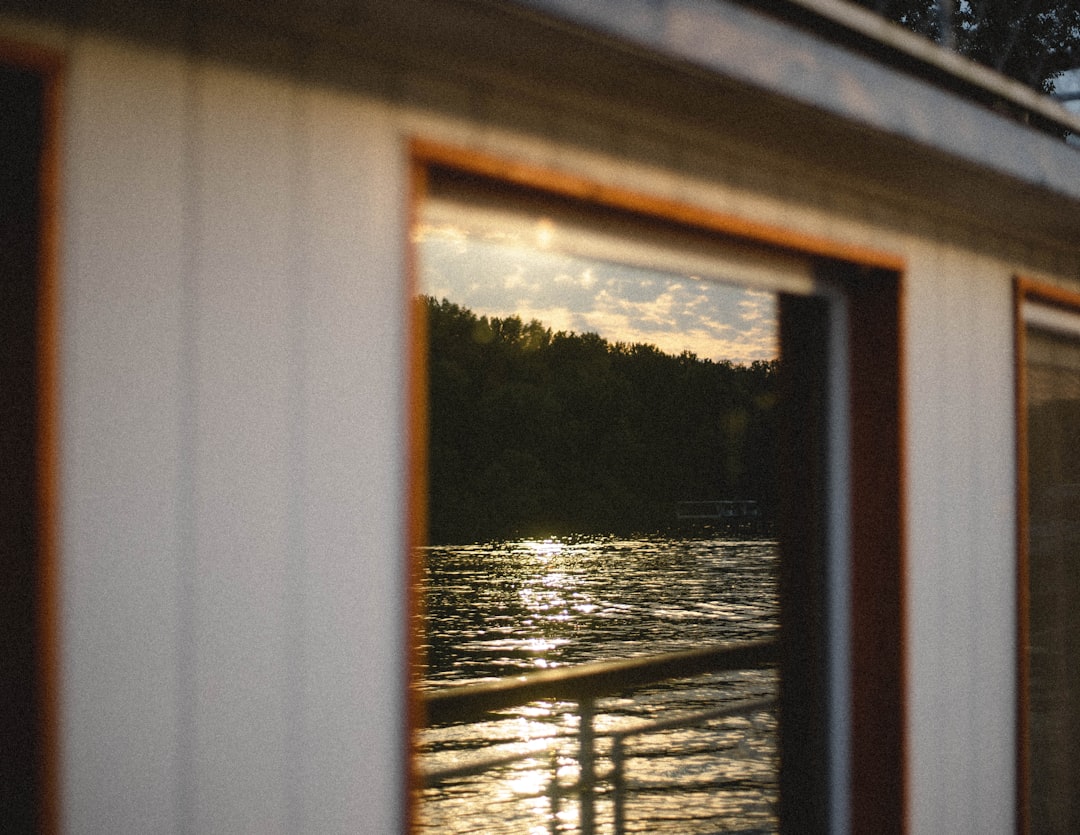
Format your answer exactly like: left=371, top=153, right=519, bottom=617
left=534, top=218, right=555, bottom=250
left=518, top=637, right=567, bottom=655
left=519, top=587, right=568, bottom=612
left=516, top=701, right=551, bottom=718
left=503, top=761, right=555, bottom=835
left=506, top=765, right=547, bottom=797
left=523, top=538, right=564, bottom=558
left=514, top=717, right=556, bottom=744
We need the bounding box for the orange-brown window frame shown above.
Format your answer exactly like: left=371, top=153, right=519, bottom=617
left=1014, top=276, right=1080, bottom=835
left=405, top=139, right=906, bottom=834
left=0, top=36, right=63, bottom=835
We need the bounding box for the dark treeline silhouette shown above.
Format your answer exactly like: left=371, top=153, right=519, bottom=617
left=424, top=296, right=779, bottom=544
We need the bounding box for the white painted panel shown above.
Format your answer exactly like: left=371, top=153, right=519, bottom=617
left=60, top=38, right=188, bottom=833
left=60, top=39, right=411, bottom=832
left=918, top=247, right=973, bottom=833
left=190, top=65, right=298, bottom=834
left=297, top=89, right=408, bottom=834
left=906, top=246, right=1016, bottom=834
left=964, top=256, right=1016, bottom=831
left=908, top=247, right=963, bottom=832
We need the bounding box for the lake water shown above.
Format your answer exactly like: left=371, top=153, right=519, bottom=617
left=416, top=535, right=780, bottom=834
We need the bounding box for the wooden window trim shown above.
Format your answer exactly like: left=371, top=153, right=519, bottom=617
left=406, top=139, right=906, bottom=833
left=0, top=37, right=64, bottom=835
left=1013, top=275, right=1080, bottom=835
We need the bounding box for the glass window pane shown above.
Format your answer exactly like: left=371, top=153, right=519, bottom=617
left=414, top=185, right=801, bottom=833
left=1026, top=321, right=1080, bottom=833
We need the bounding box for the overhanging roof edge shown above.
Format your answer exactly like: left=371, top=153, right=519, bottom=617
left=748, top=0, right=1080, bottom=137
left=512, top=0, right=1080, bottom=207
left=517, top=0, right=1080, bottom=139
left=4, top=0, right=1080, bottom=225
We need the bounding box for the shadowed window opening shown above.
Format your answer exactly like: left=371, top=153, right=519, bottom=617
left=0, top=60, right=48, bottom=835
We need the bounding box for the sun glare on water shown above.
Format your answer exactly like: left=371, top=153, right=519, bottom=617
left=523, top=538, right=564, bottom=558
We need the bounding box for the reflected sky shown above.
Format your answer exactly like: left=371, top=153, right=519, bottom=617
left=417, top=221, right=778, bottom=364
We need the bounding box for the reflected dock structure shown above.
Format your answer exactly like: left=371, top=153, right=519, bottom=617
left=675, top=501, right=767, bottom=534
left=676, top=500, right=761, bottom=521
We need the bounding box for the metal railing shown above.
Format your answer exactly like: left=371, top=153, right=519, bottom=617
left=418, top=638, right=780, bottom=834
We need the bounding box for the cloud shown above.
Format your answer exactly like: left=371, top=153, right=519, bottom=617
left=417, top=223, right=777, bottom=364
left=738, top=290, right=774, bottom=324
left=502, top=265, right=529, bottom=291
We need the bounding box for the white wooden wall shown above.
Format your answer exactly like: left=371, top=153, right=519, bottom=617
left=61, top=36, right=409, bottom=834
left=905, top=245, right=1017, bottom=833
left=21, top=21, right=1044, bottom=834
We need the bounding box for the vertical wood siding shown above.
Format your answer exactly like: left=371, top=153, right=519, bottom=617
left=63, top=38, right=188, bottom=833
left=61, top=38, right=408, bottom=834
left=190, top=63, right=295, bottom=834
left=906, top=243, right=1017, bottom=834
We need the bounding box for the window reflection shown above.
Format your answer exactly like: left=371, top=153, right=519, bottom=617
left=415, top=190, right=791, bottom=832
left=1026, top=323, right=1080, bottom=833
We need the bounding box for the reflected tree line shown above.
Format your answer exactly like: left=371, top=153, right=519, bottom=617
left=424, top=296, right=779, bottom=544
